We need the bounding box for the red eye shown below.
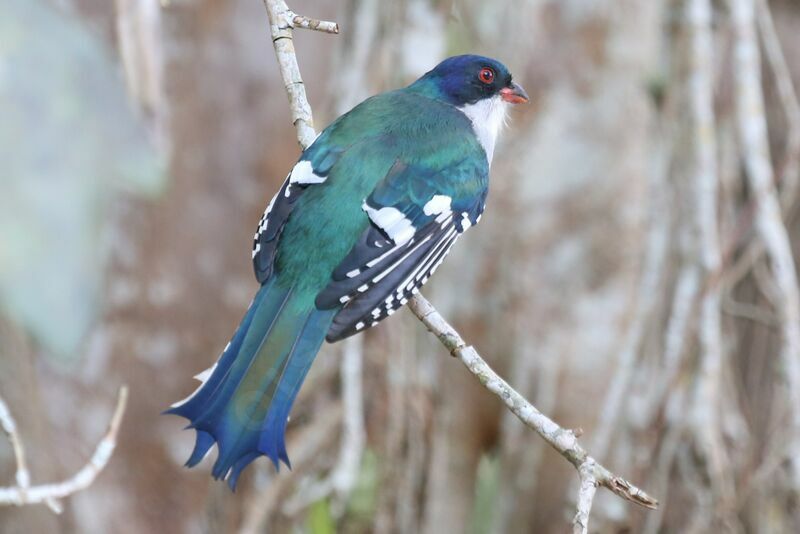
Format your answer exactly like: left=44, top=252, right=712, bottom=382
left=479, top=67, right=494, bottom=84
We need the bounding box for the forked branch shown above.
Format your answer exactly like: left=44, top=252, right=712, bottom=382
left=0, top=386, right=128, bottom=512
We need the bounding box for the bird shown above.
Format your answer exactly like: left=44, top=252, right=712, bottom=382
left=166, top=54, right=528, bottom=488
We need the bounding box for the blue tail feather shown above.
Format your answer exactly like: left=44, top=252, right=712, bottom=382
left=191, top=284, right=293, bottom=433
left=210, top=309, right=306, bottom=479
left=164, top=280, right=271, bottom=421
left=166, top=280, right=335, bottom=489
left=258, top=325, right=325, bottom=468
left=185, top=430, right=215, bottom=467
left=226, top=452, right=260, bottom=490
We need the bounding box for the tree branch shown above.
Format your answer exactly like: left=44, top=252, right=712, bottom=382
left=730, top=0, right=800, bottom=492
left=261, top=0, right=320, bottom=149
left=289, top=12, right=339, bottom=34
left=406, top=295, right=657, bottom=512
left=756, top=0, right=800, bottom=210
left=573, top=460, right=599, bottom=534
left=259, top=1, right=658, bottom=530
left=0, top=386, right=128, bottom=511
left=0, top=393, right=31, bottom=499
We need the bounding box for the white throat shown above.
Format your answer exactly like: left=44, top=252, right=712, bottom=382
left=457, top=95, right=508, bottom=165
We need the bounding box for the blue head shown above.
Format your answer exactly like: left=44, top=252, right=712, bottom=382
left=410, top=55, right=528, bottom=107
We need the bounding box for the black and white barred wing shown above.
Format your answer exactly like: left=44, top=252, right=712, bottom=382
left=316, top=199, right=476, bottom=343
left=252, top=143, right=342, bottom=283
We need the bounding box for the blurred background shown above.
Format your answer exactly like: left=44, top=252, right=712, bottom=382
left=2, top=0, right=800, bottom=532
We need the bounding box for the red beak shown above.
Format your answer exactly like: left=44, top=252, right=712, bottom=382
left=499, top=82, right=529, bottom=104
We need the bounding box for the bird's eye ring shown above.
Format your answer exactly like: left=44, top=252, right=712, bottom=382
left=478, top=67, right=494, bottom=84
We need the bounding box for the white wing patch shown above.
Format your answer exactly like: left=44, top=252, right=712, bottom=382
left=362, top=201, right=416, bottom=245
left=289, top=160, right=326, bottom=185
left=460, top=212, right=472, bottom=231
left=423, top=195, right=452, bottom=216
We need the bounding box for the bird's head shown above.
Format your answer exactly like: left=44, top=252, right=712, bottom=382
left=409, top=55, right=528, bottom=163
left=411, top=55, right=529, bottom=107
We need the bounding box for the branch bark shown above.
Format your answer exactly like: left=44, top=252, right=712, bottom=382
left=0, top=386, right=128, bottom=511
left=259, top=1, right=658, bottom=530
left=261, top=0, right=321, bottom=149
left=686, top=0, right=733, bottom=505
left=756, top=0, right=800, bottom=210
left=730, top=0, right=800, bottom=491
left=0, top=393, right=31, bottom=499
left=573, top=460, right=599, bottom=534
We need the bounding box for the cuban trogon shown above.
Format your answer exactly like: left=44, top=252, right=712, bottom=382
left=167, top=54, right=529, bottom=488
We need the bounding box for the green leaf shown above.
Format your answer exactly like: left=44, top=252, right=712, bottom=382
left=307, top=498, right=336, bottom=534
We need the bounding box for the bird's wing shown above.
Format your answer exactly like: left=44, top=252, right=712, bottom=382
left=251, top=132, right=346, bottom=283
left=316, top=155, right=488, bottom=342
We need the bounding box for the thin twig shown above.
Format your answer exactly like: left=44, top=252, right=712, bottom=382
left=0, top=394, right=30, bottom=495
left=261, top=0, right=326, bottom=149
left=289, top=12, right=339, bottom=34
left=756, top=0, right=800, bottom=210
left=259, top=1, right=658, bottom=530
left=573, top=460, right=599, bottom=534
left=0, top=386, right=128, bottom=510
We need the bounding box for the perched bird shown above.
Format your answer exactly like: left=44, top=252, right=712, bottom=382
left=167, top=54, right=528, bottom=488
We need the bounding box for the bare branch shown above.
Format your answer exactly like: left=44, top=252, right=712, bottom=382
left=289, top=12, right=339, bottom=34
left=573, top=460, right=599, bottom=534
left=756, top=0, right=800, bottom=210
left=730, top=0, right=800, bottom=491
left=259, top=1, right=658, bottom=529
left=0, top=394, right=31, bottom=495
left=686, top=0, right=734, bottom=504
left=261, top=0, right=322, bottom=148
left=723, top=0, right=800, bottom=301
left=0, top=386, right=128, bottom=510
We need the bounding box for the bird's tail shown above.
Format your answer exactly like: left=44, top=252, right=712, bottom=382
left=165, top=279, right=335, bottom=489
